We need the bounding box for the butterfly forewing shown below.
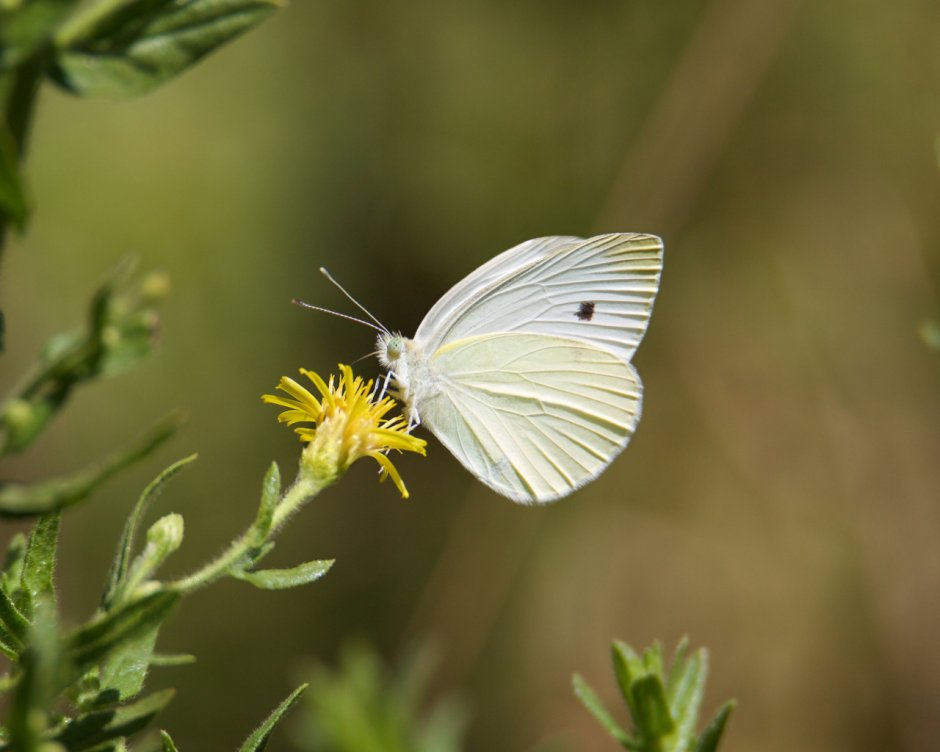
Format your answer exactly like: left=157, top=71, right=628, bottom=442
left=418, top=332, right=643, bottom=503
left=415, top=233, right=663, bottom=364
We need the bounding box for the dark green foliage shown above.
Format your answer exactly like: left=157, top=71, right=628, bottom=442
left=50, top=0, right=282, bottom=98
left=574, top=639, right=735, bottom=752
left=0, top=258, right=172, bottom=459
left=0, top=448, right=327, bottom=750
left=294, top=644, right=467, bottom=752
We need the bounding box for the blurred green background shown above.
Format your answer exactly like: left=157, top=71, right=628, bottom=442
left=4, top=0, right=940, bottom=749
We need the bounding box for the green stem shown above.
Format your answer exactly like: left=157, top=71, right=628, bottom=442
left=0, top=58, right=42, bottom=259
left=169, top=474, right=325, bottom=594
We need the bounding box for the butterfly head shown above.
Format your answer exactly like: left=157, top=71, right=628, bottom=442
left=378, top=332, right=407, bottom=368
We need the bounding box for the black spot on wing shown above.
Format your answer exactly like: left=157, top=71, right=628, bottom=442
left=575, top=301, right=595, bottom=321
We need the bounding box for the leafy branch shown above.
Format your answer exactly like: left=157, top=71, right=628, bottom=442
left=574, top=638, right=735, bottom=752
left=0, top=0, right=282, bottom=256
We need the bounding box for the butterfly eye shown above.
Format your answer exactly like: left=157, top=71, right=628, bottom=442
left=386, top=337, right=404, bottom=361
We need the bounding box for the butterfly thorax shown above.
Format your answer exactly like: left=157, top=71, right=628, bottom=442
left=377, top=332, right=438, bottom=423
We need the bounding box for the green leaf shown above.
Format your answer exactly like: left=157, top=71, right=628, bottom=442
left=237, top=683, right=308, bottom=752
left=631, top=675, right=674, bottom=740
left=253, top=462, right=281, bottom=540
left=7, top=597, right=60, bottom=751
left=69, top=589, right=180, bottom=673
left=102, top=454, right=196, bottom=609
left=0, top=0, right=73, bottom=67
left=55, top=688, right=175, bottom=749
left=0, top=413, right=184, bottom=517
left=160, top=730, right=179, bottom=752
left=51, top=0, right=282, bottom=98
left=1, top=532, right=27, bottom=592
left=233, top=559, right=334, bottom=590
left=0, top=124, right=28, bottom=231
left=20, top=512, right=61, bottom=613
left=669, top=649, right=707, bottom=750
left=693, top=701, right=735, bottom=752
left=97, top=622, right=159, bottom=701
left=612, top=641, right=640, bottom=717
left=572, top=673, right=634, bottom=748
left=0, top=586, right=29, bottom=652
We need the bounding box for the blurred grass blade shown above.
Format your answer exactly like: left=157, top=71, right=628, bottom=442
left=69, top=589, right=180, bottom=672
left=55, top=688, right=175, bottom=749
left=102, top=453, right=197, bottom=609
left=233, top=559, right=334, bottom=590
left=237, top=683, right=308, bottom=752
left=693, top=701, right=735, bottom=752
left=51, top=0, right=283, bottom=98
left=0, top=412, right=184, bottom=518
left=572, top=673, right=633, bottom=748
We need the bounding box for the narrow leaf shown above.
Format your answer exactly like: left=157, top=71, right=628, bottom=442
left=631, top=675, right=674, bottom=739
left=20, top=512, right=61, bottom=612
left=612, top=641, right=640, bottom=717
left=1, top=532, right=27, bottom=591
left=572, top=674, right=633, bottom=748
left=670, top=649, right=707, bottom=749
left=52, top=0, right=282, bottom=98
left=0, top=413, right=184, bottom=518
left=69, top=590, right=180, bottom=673
left=237, top=683, right=308, bottom=752
left=233, top=560, right=334, bottom=590
left=149, top=652, right=195, bottom=667
left=253, top=462, right=281, bottom=539
left=666, top=636, right=691, bottom=696
left=55, top=688, right=175, bottom=748
left=102, top=454, right=196, bottom=609
left=0, top=586, right=29, bottom=648
left=160, top=730, right=179, bottom=752
left=7, top=597, right=60, bottom=751
left=693, top=701, right=736, bottom=752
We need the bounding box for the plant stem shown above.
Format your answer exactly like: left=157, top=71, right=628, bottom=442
left=0, top=58, right=42, bottom=260
left=169, top=474, right=325, bottom=594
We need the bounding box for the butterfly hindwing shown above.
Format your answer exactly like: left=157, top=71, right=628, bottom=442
left=418, top=332, right=642, bottom=503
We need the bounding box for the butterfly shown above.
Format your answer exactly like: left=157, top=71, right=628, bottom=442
left=370, top=233, right=664, bottom=504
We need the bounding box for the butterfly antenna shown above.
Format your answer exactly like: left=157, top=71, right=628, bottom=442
left=291, top=299, right=386, bottom=334
left=319, top=267, right=390, bottom=334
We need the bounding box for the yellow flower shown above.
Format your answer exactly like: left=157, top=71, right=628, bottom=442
left=263, top=365, right=426, bottom=498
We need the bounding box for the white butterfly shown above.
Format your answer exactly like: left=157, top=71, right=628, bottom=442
left=372, top=233, right=664, bottom=504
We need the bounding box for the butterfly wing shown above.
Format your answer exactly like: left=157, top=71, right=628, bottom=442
left=418, top=332, right=642, bottom=504
left=414, top=233, right=663, bottom=363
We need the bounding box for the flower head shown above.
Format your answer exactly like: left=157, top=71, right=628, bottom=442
left=263, top=365, right=426, bottom=497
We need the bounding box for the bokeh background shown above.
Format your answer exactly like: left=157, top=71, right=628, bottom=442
left=3, top=0, right=940, bottom=749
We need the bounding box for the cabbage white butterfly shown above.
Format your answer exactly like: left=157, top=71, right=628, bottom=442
left=316, top=233, right=663, bottom=504
left=378, top=233, right=663, bottom=504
